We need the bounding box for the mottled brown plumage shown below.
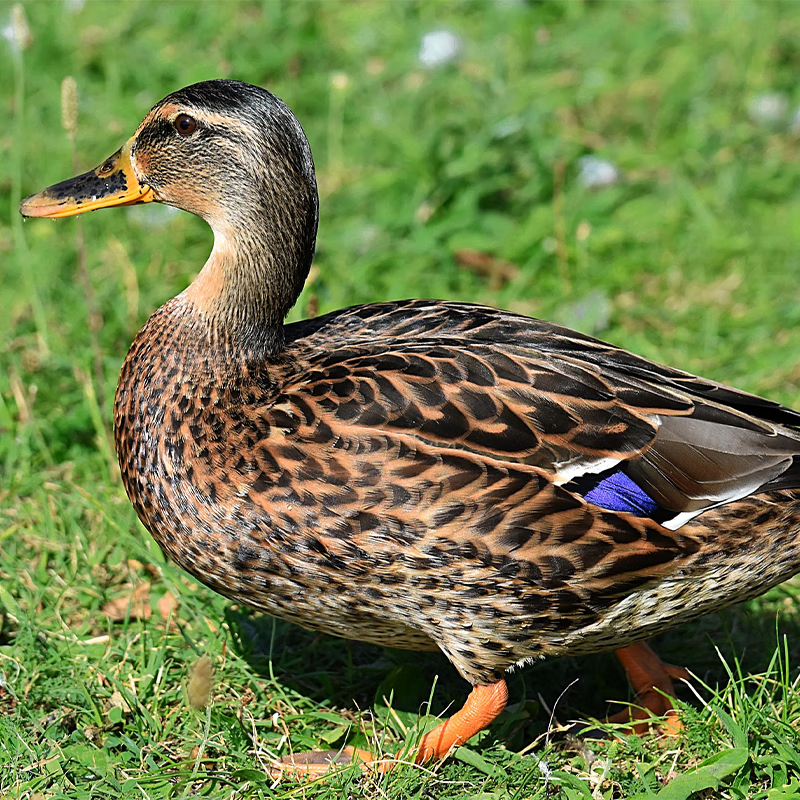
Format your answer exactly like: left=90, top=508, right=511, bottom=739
left=20, top=79, right=800, bottom=772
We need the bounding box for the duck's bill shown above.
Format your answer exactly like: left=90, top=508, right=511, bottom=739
left=19, top=138, right=155, bottom=219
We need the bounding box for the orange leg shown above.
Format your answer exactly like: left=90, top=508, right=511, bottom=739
left=271, top=679, right=509, bottom=779
left=610, top=641, right=688, bottom=735
left=415, top=679, right=509, bottom=763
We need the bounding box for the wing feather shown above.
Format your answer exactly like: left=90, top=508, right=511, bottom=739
left=280, top=301, right=800, bottom=527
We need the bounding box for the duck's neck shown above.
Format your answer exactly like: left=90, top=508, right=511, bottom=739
left=183, top=196, right=318, bottom=359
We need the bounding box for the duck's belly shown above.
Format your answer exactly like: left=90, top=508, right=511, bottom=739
left=159, top=515, right=443, bottom=654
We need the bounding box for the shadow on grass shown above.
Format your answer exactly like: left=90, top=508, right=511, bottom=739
left=223, top=588, right=800, bottom=754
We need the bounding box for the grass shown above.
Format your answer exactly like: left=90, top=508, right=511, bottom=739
left=3, top=0, right=800, bottom=797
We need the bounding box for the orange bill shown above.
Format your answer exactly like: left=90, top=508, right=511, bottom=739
left=19, top=138, right=155, bottom=219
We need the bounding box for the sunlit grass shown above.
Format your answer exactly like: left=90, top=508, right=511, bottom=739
left=3, top=1, right=800, bottom=797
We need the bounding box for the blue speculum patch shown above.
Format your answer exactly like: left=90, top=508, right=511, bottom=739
left=574, top=469, right=660, bottom=517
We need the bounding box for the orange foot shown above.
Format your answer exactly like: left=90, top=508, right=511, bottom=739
left=415, top=679, right=509, bottom=763
left=270, top=679, right=509, bottom=780
left=609, top=641, right=688, bottom=735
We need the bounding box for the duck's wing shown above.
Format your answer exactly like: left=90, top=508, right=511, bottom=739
left=292, top=299, right=800, bottom=425
left=281, top=302, right=800, bottom=531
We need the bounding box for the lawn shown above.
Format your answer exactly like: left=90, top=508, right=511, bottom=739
left=3, top=1, right=800, bottom=797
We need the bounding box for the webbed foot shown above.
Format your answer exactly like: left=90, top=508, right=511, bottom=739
left=271, top=678, right=509, bottom=780
left=611, top=641, right=688, bottom=735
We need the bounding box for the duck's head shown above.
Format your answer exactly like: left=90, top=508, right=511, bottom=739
left=21, top=80, right=319, bottom=353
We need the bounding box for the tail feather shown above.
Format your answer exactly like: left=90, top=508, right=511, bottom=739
left=763, top=455, right=800, bottom=492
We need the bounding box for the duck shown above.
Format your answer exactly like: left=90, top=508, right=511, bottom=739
left=20, top=78, right=800, bottom=777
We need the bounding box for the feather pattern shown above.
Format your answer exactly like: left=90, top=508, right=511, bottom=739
left=113, top=295, right=800, bottom=682
left=22, top=79, right=800, bottom=700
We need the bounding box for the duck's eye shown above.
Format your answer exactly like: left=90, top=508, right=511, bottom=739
left=174, top=114, right=197, bottom=135
left=97, top=157, right=116, bottom=176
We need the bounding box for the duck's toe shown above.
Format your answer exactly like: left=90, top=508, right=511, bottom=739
left=609, top=641, right=688, bottom=735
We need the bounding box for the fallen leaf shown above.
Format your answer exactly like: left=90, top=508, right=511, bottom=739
left=83, top=724, right=103, bottom=744
left=128, top=557, right=161, bottom=580
left=101, top=583, right=151, bottom=621
left=0, top=684, right=17, bottom=712
left=240, top=688, right=255, bottom=707
left=104, top=689, right=132, bottom=715
left=187, top=744, right=216, bottom=769
left=157, top=590, right=178, bottom=620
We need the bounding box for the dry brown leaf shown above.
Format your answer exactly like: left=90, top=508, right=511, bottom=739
left=157, top=590, right=178, bottom=620
left=187, top=744, right=216, bottom=769
left=240, top=687, right=255, bottom=707
left=104, top=689, right=132, bottom=715
left=127, top=557, right=161, bottom=580
left=83, top=724, right=103, bottom=744
left=101, top=582, right=151, bottom=621
left=0, top=683, right=17, bottom=713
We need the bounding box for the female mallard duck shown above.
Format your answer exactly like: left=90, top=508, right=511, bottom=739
left=21, top=79, right=800, bottom=775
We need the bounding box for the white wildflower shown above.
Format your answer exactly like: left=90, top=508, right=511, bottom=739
left=418, top=30, right=460, bottom=69
left=578, top=156, right=620, bottom=189
left=747, top=92, right=788, bottom=127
